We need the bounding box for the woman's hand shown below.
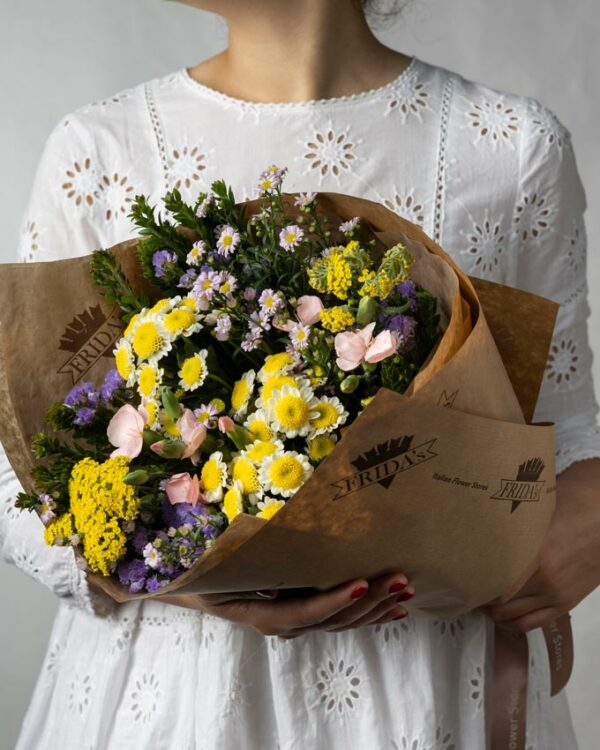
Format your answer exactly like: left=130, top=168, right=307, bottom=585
left=160, top=572, right=414, bottom=638
left=481, top=459, right=600, bottom=632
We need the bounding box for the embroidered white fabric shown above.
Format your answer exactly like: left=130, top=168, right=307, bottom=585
left=4, top=55, right=595, bottom=748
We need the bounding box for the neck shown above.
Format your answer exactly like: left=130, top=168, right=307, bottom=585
left=187, top=0, right=411, bottom=104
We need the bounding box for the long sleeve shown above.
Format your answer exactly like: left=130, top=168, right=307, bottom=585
left=514, top=97, right=600, bottom=474
left=1, top=115, right=117, bottom=617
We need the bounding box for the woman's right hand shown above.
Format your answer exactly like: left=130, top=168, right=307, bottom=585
left=160, top=572, right=415, bottom=638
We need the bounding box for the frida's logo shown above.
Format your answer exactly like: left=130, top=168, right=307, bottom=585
left=57, top=305, right=122, bottom=385
left=491, top=457, right=546, bottom=513
left=330, top=435, right=438, bottom=501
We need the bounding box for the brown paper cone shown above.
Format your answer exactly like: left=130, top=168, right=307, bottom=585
left=0, top=192, right=558, bottom=617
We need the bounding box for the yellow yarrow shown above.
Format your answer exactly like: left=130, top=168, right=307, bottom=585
left=82, top=517, right=128, bottom=576
left=326, top=253, right=353, bottom=300
left=320, top=307, right=355, bottom=333
left=44, top=512, right=76, bottom=546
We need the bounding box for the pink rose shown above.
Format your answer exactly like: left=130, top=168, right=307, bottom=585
left=296, top=295, right=324, bottom=326
left=218, top=416, right=235, bottom=433
left=107, top=404, right=148, bottom=459
left=165, top=472, right=201, bottom=506
left=364, top=330, right=399, bottom=364
left=177, top=409, right=207, bottom=464
left=334, top=322, right=376, bottom=371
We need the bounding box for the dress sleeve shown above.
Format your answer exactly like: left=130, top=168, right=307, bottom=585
left=514, top=97, right=600, bottom=474
left=1, top=116, right=117, bottom=617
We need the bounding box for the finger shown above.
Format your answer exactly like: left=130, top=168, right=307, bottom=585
left=197, top=589, right=279, bottom=606
left=484, top=556, right=542, bottom=606
left=319, top=577, right=413, bottom=631
left=482, top=594, right=544, bottom=623
left=326, top=599, right=409, bottom=632
left=497, top=606, right=562, bottom=634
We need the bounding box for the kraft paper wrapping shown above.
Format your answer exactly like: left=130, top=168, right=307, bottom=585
left=0, top=192, right=559, bottom=618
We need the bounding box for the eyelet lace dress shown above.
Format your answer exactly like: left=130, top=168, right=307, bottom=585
left=4, top=55, right=597, bottom=749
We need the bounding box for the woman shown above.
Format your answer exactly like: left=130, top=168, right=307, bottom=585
left=4, top=0, right=600, bottom=747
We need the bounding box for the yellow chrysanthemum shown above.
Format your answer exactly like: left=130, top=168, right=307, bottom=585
left=267, top=384, right=318, bottom=438
left=179, top=350, right=208, bottom=391
left=244, top=410, right=274, bottom=442
left=259, top=451, right=313, bottom=498
left=132, top=319, right=169, bottom=360
left=142, top=398, right=160, bottom=429
left=163, top=307, right=199, bottom=336
left=149, top=298, right=172, bottom=314
left=137, top=363, right=162, bottom=398
left=309, top=396, right=348, bottom=436
left=223, top=481, right=244, bottom=523
left=244, top=439, right=283, bottom=464
left=161, top=411, right=181, bottom=437
left=231, top=370, right=255, bottom=417
left=200, top=451, right=228, bottom=502
left=231, top=456, right=262, bottom=496
left=114, top=339, right=135, bottom=384
left=256, top=497, right=285, bottom=520
left=307, top=434, right=337, bottom=462
left=179, top=296, right=197, bottom=311
left=320, top=307, right=355, bottom=333
left=257, top=352, right=295, bottom=383
left=124, top=313, right=141, bottom=338
left=259, top=374, right=299, bottom=402
left=43, top=512, right=76, bottom=546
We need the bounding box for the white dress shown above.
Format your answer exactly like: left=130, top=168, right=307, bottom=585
left=3, top=55, right=599, bottom=749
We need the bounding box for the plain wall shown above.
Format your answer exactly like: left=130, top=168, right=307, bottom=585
left=1, top=1, right=598, bottom=748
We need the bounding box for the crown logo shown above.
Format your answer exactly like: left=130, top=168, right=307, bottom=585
left=58, top=306, right=107, bottom=353
left=351, top=435, right=414, bottom=488
left=515, top=457, right=545, bottom=482
left=490, top=456, right=546, bottom=512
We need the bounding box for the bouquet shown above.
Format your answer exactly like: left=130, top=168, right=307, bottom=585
left=0, top=164, right=559, bottom=617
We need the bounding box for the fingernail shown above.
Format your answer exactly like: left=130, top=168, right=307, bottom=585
left=351, top=585, right=368, bottom=600
left=388, top=580, right=408, bottom=594
left=255, top=590, right=278, bottom=599
left=393, top=610, right=408, bottom=620
left=396, top=589, right=415, bottom=602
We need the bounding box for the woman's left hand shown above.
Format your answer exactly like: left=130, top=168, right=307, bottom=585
left=480, top=458, right=600, bottom=632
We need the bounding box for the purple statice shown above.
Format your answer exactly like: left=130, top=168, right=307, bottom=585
left=74, top=407, right=96, bottom=426
left=132, top=525, right=149, bottom=554
left=178, top=268, right=198, bottom=289
left=152, top=249, right=177, bottom=278
left=162, top=498, right=206, bottom=528
left=99, top=368, right=124, bottom=401
left=384, top=314, right=417, bottom=352
left=117, top=558, right=148, bottom=594
left=63, top=381, right=97, bottom=408
left=395, top=281, right=418, bottom=312
left=202, top=524, right=219, bottom=541
left=145, top=575, right=163, bottom=593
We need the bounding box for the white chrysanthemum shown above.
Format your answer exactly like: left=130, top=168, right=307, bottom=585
left=231, top=455, right=263, bottom=502
left=309, top=396, right=349, bottom=436
left=256, top=496, right=286, bottom=520
left=257, top=351, right=295, bottom=383
left=265, top=383, right=320, bottom=438
left=200, top=451, right=229, bottom=502
left=161, top=301, right=203, bottom=339
left=231, top=370, right=256, bottom=418
left=178, top=349, right=209, bottom=391
left=136, top=362, right=164, bottom=398
left=127, top=311, right=173, bottom=363
left=113, top=338, right=136, bottom=387
left=141, top=397, right=161, bottom=430
left=244, top=409, right=276, bottom=442
left=222, top=479, right=244, bottom=523
left=259, top=451, right=313, bottom=498
left=242, top=438, right=285, bottom=465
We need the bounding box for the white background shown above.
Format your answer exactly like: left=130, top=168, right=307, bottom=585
left=1, top=0, right=598, bottom=747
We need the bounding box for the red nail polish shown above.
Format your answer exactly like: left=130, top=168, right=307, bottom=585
left=351, top=585, right=368, bottom=600
left=393, top=611, right=408, bottom=620
left=388, top=581, right=407, bottom=594
left=396, top=590, right=415, bottom=602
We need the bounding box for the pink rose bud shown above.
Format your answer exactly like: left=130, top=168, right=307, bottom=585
left=364, top=330, right=399, bottom=364
left=296, top=295, right=324, bottom=326
left=166, top=472, right=200, bottom=506
left=218, top=416, right=235, bottom=433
